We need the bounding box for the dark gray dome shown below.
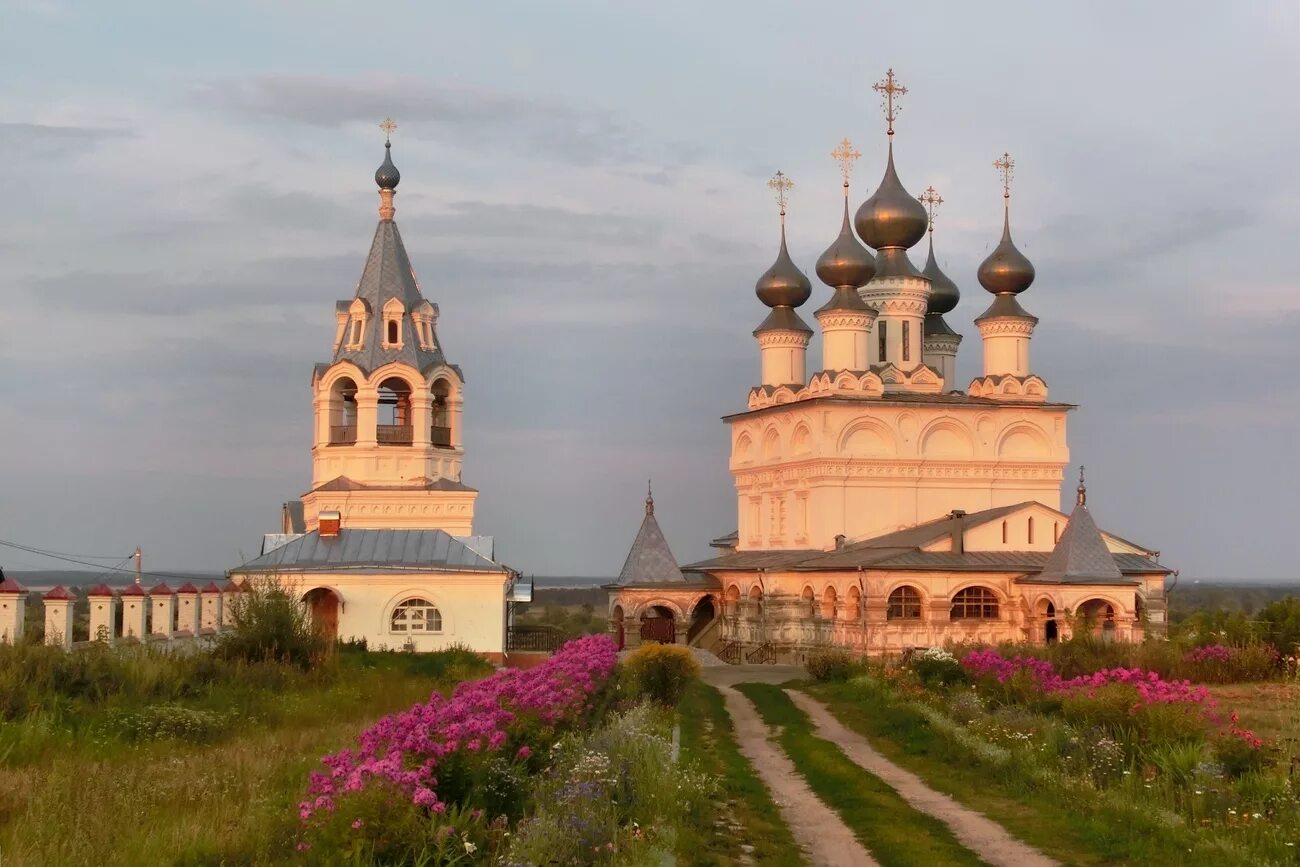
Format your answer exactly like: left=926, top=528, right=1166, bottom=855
left=755, top=226, right=812, bottom=308
left=977, top=208, right=1035, bottom=295
left=816, top=198, right=876, bottom=289
left=375, top=142, right=400, bottom=190
left=855, top=142, right=928, bottom=251
left=921, top=235, right=960, bottom=314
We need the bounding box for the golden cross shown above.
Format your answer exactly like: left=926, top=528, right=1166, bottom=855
left=872, top=68, right=907, bottom=136
left=994, top=151, right=1015, bottom=200
left=831, top=138, right=861, bottom=189
left=768, top=170, right=794, bottom=218
left=379, top=117, right=398, bottom=144
left=919, top=185, right=943, bottom=231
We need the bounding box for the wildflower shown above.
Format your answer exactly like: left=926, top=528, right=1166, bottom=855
left=464, top=841, right=477, bottom=854
left=351, top=819, right=364, bottom=829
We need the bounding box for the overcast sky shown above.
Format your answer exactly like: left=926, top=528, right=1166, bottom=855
left=1, top=1, right=1297, bottom=580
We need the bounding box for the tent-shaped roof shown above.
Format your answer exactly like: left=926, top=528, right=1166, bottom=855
left=1032, top=500, right=1127, bottom=584
left=613, top=492, right=688, bottom=587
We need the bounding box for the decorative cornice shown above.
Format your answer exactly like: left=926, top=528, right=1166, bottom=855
left=734, top=459, right=1067, bottom=487
left=923, top=334, right=962, bottom=353
left=757, top=330, right=812, bottom=349
left=871, top=297, right=929, bottom=317
left=968, top=374, right=1048, bottom=401
left=815, top=310, right=875, bottom=329
left=978, top=317, right=1036, bottom=337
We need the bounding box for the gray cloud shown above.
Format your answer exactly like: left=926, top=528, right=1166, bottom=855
left=0, top=121, right=133, bottom=156
left=192, top=74, right=650, bottom=167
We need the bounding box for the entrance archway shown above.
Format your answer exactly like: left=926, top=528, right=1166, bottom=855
left=687, top=596, right=716, bottom=645
left=302, top=588, right=340, bottom=640
left=1045, top=602, right=1058, bottom=643
left=639, top=605, right=676, bottom=644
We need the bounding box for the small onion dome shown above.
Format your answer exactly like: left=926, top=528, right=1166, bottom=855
left=977, top=209, right=1035, bottom=295
left=375, top=141, right=401, bottom=190
left=854, top=142, right=928, bottom=252
left=753, top=305, right=813, bottom=336
left=755, top=226, right=812, bottom=309
left=816, top=199, right=876, bottom=289
left=921, top=237, right=959, bottom=315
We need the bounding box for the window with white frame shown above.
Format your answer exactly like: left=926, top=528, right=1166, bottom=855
left=390, top=598, right=442, bottom=633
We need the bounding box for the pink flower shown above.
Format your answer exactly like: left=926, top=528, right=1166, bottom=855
left=351, top=819, right=364, bottom=830
left=516, top=745, right=532, bottom=760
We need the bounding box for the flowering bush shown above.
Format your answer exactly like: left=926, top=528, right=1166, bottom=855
left=623, top=643, right=700, bottom=705
left=299, top=634, right=618, bottom=837
left=962, top=649, right=1215, bottom=707
left=910, top=647, right=969, bottom=689
left=1182, top=643, right=1279, bottom=683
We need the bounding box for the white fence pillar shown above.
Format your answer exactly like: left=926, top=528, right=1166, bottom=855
left=199, top=582, right=223, bottom=633
left=43, top=586, right=75, bottom=649
left=150, top=584, right=175, bottom=639
left=87, top=584, right=118, bottom=644
left=0, top=575, right=27, bottom=644
left=175, top=584, right=200, bottom=636
left=120, top=585, right=147, bottom=640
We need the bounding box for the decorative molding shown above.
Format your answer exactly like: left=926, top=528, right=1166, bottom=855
left=735, top=459, right=1066, bottom=487
left=978, top=318, right=1036, bottom=337
left=757, top=331, right=811, bottom=349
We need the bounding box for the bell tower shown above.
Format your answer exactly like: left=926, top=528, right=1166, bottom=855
left=302, top=120, right=477, bottom=535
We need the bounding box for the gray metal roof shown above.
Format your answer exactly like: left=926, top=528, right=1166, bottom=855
left=329, top=219, right=450, bottom=377
left=683, top=501, right=1168, bottom=582
left=230, top=528, right=504, bottom=575
left=615, top=498, right=686, bottom=586
left=726, top=392, right=1076, bottom=420
left=1034, top=503, right=1127, bottom=584
left=309, top=476, right=477, bottom=494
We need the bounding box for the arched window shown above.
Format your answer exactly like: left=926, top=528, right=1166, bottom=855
left=951, top=587, right=999, bottom=620
left=387, top=319, right=399, bottom=345
left=887, top=586, right=923, bottom=620
left=328, top=377, right=358, bottom=444
left=821, top=586, right=837, bottom=620
left=390, top=598, right=442, bottom=633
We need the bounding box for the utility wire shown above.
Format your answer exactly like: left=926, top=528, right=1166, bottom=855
left=0, top=538, right=221, bottom=584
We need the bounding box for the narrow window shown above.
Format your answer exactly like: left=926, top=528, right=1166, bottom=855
left=1053, top=522, right=1060, bottom=543
left=878, top=321, right=887, bottom=363
left=1001, top=520, right=1008, bottom=544
left=1028, top=516, right=1035, bottom=544
left=902, top=321, right=910, bottom=362
left=387, top=320, right=399, bottom=344
left=350, top=320, right=362, bottom=346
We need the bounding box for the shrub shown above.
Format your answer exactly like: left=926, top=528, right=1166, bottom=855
left=1181, top=643, right=1278, bottom=683
left=214, top=575, right=327, bottom=669
left=806, top=649, right=857, bottom=682
left=100, top=704, right=233, bottom=744
left=1257, top=596, right=1300, bottom=656
left=623, top=643, right=700, bottom=706
left=911, top=647, right=969, bottom=689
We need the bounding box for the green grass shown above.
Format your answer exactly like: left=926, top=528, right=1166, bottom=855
left=0, top=649, right=492, bottom=866
left=807, top=679, right=1254, bottom=866
left=735, top=683, right=986, bottom=867
left=675, top=680, right=804, bottom=866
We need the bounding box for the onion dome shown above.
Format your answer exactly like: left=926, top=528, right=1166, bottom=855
left=921, top=236, right=959, bottom=315
left=854, top=143, right=928, bottom=253
left=816, top=199, right=876, bottom=290
left=374, top=141, right=400, bottom=190
left=755, top=226, right=812, bottom=309
left=977, top=209, right=1035, bottom=295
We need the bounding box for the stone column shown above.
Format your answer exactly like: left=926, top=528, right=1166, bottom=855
left=120, top=585, right=147, bottom=641
left=150, top=584, right=175, bottom=639
left=199, top=583, right=223, bottom=633
left=175, top=584, right=200, bottom=636
left=0, top=576, right=28, bottom=644
left=354, top=387, right=379, bottom=448
left=87, top=584, right=117, bottom=644
left=43, top=586, right=75, bottom=649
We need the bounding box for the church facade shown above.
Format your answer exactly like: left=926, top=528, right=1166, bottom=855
left=231, top=130, right=517, bottom=658
left=607, top=72, right=1171, bottom=661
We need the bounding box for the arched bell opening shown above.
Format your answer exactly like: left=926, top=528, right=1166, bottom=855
left=430, top=379, right=452, bottom=448
left=376, top=377, right=413, bottom=445
left=328, top=377, right=359, bottom=445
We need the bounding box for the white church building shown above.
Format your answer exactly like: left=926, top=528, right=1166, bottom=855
left=230, top=128, right=518, bottom=660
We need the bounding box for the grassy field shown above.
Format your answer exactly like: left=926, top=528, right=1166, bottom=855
left=1207, top=681, right=1300, bottom=743
left=737, top=683, right=986, bottom=867
left=675, top=680, right=804, bottom=866
left=0, top=650, right=490, bottom=866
